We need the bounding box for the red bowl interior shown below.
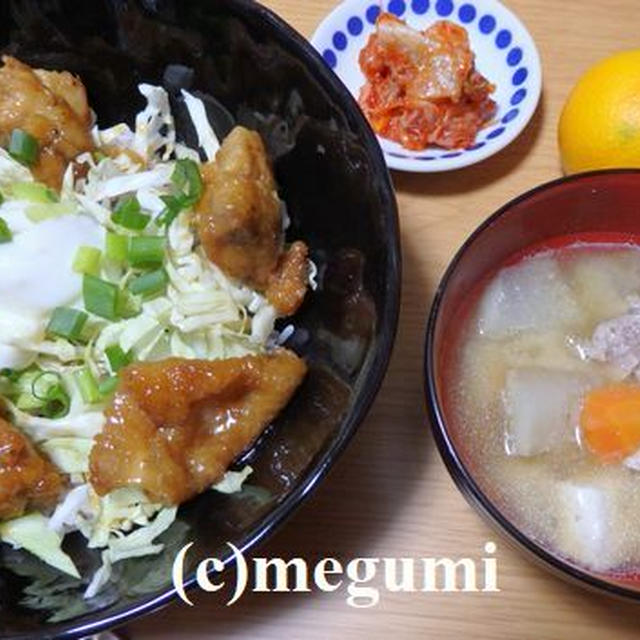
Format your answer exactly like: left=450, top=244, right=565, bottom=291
left=428, top=169, right=640, bottom=598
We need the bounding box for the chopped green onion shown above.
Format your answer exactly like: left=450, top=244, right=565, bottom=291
left=15, top=369, right=39, bottom=393
left=74, top=367, right=101, bottom=404
left=171, top=160, right=189, bottom=190
left=105, top=232, right=129, bottom=263
left=25, top=202, right=73, bottom=222
left=0, top=368, right=19, bottom=382
left=0, top=217, right=11, bottom=243
left=156, top=159, right=203, bottom=227
left=8, top=129, right=39, bottom=166
left=115, top=288, right=141, bottom=319
left=105, top=345, right=131, bottom=373
left=156, top=194, right=185, bottom=227
left=172, top=158, right=203, bottom=205
left=111, top=196, right=150, bottom=230
left=43, top=385, right=71, bottom=418
left=98, top=375, right=119, bottom=396
left=46, top=307, right=88, bottom=341
left=128, top=236, right=165, bottom=267
left=32, top=372, right=60, bottom=400
left=72, top=246, right=102, bottom=276
left=83, top=275, right=119, bottom=321
left=16, top=391, right=42, bottom=411
left=10, top=182, right=57, bottom=203
left=127, top=267, right=168, bottom=298
left=25, top=371, right=70, bottom=419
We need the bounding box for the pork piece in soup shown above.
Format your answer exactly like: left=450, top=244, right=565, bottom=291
left=452, top=243, right=640, bottom=575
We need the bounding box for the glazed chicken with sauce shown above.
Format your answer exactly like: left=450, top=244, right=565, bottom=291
left=0, top=417, right=64, bottom=520
left=266, top=240, right=310, bottom=316
left=89, top=350, right=307, bottom=505
left=0, top=58, right=310, bottom=539
left=196, top=125, right=310, bottom=315
left=0, top=56, right=93, bottom=189
left=87, top=126, right=311, bottom=505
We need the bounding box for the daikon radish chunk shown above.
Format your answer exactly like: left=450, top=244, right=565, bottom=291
left=477, top=256, right=582, bottom=338
left=566, top=251, right=640, bottom=321
left=554, top=482, right=624, bottom=572
left=504, top=367, right=588, bottom=456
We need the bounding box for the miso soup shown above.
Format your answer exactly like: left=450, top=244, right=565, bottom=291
left=452, top=243, right=640, bottom=575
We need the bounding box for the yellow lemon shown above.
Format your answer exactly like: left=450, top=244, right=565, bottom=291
left=558, top=50, right=640, bottom=173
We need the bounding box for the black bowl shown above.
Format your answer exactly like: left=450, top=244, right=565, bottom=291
left=0, top=1, right=400, bottom=637
left=425, top=170, right=640, bottom=601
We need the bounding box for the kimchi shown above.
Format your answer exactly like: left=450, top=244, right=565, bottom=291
left=358, top=13, right=497, bottom=150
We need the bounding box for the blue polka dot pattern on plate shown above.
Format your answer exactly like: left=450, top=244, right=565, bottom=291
left=388, top=0, right=406, bottom=15
left=458, top=4, right=476, bottom=23
left=479, top=14, right=496, bottom=33
left=467, top=142, right=486, bottom=150
left=507, top=47, right=523, bottom=66
left=512, top=67, right=528, bottom=86
left=366, top=4, right=380, bottom=23
left=502, top=108, right=519, bottom=124
left=511, top=88, right=527, bottom=105
left=418, top=156, right=437, bottom=161
left=441, top=151, right=463, bottom=158
left=436, top=0, right=454, bottom=16
left=332, top=31, right=347, bottom=51
left=322, top=49, right=337, bottom=68
left=486, top=127, right=505, bottom=139
left=411, top=0, right=430, bottom=13
left=495, top=29, right=512, bottom=48
left=347, top=16, right=363, bottom=35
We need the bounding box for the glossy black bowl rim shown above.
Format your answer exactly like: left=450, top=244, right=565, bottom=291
left=424, top=168, right=640, bottom=603
left=28, top=1, right=401, bottom=639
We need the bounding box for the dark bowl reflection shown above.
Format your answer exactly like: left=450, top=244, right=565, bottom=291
left=0, top=1, right=401, bottom=637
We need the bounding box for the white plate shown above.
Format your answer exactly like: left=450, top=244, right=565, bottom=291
left=311, top=0, right=542, bottom=172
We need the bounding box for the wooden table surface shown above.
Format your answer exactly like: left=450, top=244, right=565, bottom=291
left=129, top=1, right=640, bottom=638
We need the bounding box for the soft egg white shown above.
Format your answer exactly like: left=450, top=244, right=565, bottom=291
left=0, top=209, right=104, bottom=368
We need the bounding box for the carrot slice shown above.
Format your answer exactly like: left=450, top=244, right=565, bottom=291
left=581, top=384, right=640, bottom=461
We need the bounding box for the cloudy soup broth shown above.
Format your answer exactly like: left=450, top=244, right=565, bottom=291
left=452, top=241, right=640, bottom=578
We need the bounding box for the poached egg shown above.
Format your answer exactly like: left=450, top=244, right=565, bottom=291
left=0, top=202, right=104, bottom=368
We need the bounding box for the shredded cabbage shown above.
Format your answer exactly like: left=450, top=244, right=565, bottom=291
left=40, top=438, right=93, bottom=474
left=92, top=122, right=134, bottom=149
left=48, top=484, right=90, bottom=535
left=84, top=506, right=176, bottom=598
left=0, top=83, right=305, bottom=598
left=212, top=466, right=253, bottom=493
left=0, top=513, right=79, bottom=578
left=89, top=164, right=174, bottom=201
left=8, top=402, right=105, bottom=441
left=181, top=89, right=220, bottom=160
left=0, top=148, right=33, bottom=185
left=133, top=84, right=176, bottom=162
